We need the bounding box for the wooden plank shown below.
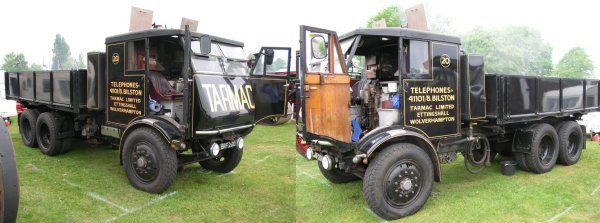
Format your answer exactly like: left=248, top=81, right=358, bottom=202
left=406, top=4, right=428, bottom=31
left=129, top=6, right=153, bottom=32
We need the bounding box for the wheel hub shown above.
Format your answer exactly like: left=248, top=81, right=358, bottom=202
left=386, top=163, right=421, bottom=207
left=131, top=144, right=158, bottom=182
left=400, top=178, right=413, bottom=191
left=136, top=157, right=147, bottom=168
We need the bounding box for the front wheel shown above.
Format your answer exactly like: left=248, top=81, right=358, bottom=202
left=363, top=143, right=434, bottom=220
left=199, top=146, right=243, bottom=173
left=123, top=127, right=177, bottom=193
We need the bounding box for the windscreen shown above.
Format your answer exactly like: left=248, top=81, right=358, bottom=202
left=191, top=41, right=249, bottom=76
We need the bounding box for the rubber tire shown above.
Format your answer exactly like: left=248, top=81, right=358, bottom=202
left=556, top=121, right=584, bottom=165
left=123, top=127, right=177, bottom=193
left=36, top=112, right=70, bottom=156
left=318, top=160, right=359, bottom=184
left=199, top=147, right=243, bottom=173
left=19, top=109, right=39, bottom=147
left=363, top=143, right=434, bottom=220
left=0, top=122, right=20, bottom=222
left=522, top=123, right=559, bottom=174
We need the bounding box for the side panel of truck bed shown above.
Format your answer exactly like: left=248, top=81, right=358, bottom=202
left=4, top=70, right=87, bottom=113
left=485, top=74, right=599, bottom=124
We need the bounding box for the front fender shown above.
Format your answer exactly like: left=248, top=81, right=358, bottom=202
left=358, top=127, right=441, bottom=182
left=118, top=117, right=183, bottom=165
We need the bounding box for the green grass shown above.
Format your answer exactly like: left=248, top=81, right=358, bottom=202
left=10, top=119, right=295, bottom=222
left=9, top=118, right=600, bottom=222
left=296, top=141, right=600, bottom=222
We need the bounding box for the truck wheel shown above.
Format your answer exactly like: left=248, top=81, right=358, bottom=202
left=36, top=112, right=70, bottom=156
left=556, top=121, right=584, bottom=165
left=363, top=143, right=434, bottom=220
left=19, top=109, right=39, bottom=147
left=523, top=123, right=559, bottom=174
left=123, top=127, right=177, bottom=193
left=199, top=147, right=243, bottom=173
left=318, top=160, right=359, bottom=184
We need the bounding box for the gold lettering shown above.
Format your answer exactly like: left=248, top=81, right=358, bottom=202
left=219, top=85, right=235, bottom=111
left=245, top=85, right=255, bottom=109
left=211, top=84, right=225, bottom=112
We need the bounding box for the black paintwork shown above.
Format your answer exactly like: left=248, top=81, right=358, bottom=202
left=460, top=54, right=485, bottom=120
left=339, top=28, right=460, bottom=45
left=105, top=43, right=146, bottom=126
left=5, top=70, right=87, bottom=113
left=105, top=29, right=243, bottom=46
left=87, top=52, right=106, bottom=110
left=484, top=74, right=600, bottom=124
left=192, top=74, right=287, bottom=131
left=403, top=42, right=460, bottom=138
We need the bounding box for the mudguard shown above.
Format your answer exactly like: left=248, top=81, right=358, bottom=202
left=118, top=117, right=183, bottom=164
left=358, top=126, right=441, bottom=182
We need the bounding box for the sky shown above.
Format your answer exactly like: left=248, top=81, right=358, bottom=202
left=0, top=0, right=598, bottom=77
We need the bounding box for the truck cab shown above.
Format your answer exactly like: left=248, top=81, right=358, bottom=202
left=6, top=27, right=291, bottom=194
left=299, top=25, right=598, bottom=220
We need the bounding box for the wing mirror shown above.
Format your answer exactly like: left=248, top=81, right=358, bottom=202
left=311, top=35, right=328, bottom=59
left=199, top=35, right=211, bottom=55
left=264, top=49, right=275, bottom=65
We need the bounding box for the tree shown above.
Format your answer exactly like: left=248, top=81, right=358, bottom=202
left=30, top=63, right=43, bottom=71
left=553, top=47, right=594, bottom=78
left=76, top=53, right=86, bottom=69
left=367, top=6, right=404, bottom=28
left=461, top=26, right=553, bottom=76
left=267, top=58, right=287, bottom=72
left=52, top=34, right=73, bottom=70
left=425, top=5, right=456, bottom=35
left=1, top=53, right=31, bottom=72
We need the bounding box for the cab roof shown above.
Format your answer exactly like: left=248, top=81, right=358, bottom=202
left=105, top=28, right=244, bottom=46
left=339, top=28, right=460, bottom=45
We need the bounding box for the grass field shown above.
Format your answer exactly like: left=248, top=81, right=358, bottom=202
left=296, top=141, right=600, bottom=222
left=8, top=118, right=600, bottom=222
left=10, top=120, right=296, bottom=222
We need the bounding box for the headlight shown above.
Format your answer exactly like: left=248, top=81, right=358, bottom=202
left=210, top=143, right=220, bottom=156
left=321, top=155, right=333, bottom=170
left=236, top=137, right=244, bottom=149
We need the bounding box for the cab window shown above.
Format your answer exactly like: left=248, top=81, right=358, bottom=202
left=252, top=48, right=290, bottom=76
left=127, top=40, right=146, bottom=71
left=404, top=40, right=431, bottom=79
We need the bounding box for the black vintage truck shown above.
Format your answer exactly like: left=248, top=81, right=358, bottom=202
left=4, top=27, right=291, bottom=193
left=297, top=26, right=599, bottom=220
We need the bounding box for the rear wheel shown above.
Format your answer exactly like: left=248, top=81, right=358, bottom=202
left=363, top=143, right=434, bottom=220
left=123, top=127, right=177, bottom=193
left=199, top=146, right=243, bottom=173
left=19, top=109, right=39, bottom=147
left=556, top=121, right=584, bottom=165
left=521, top=123, right=559, bottom=174
left=36, top=112, right=71, bottom=156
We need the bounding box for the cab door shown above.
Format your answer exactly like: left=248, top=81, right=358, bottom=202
left=250, top=47, right=291, bottom=122
left=300, top=26, right=351, bottom=142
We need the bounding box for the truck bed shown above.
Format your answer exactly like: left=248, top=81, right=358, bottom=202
left=485, top=74, right=599, bottom=124
left=4, top=70, right=87, bottom=113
